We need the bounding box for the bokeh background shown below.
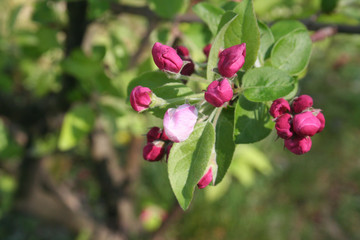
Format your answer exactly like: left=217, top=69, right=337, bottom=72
left=0, top=0, right=360, bottom=239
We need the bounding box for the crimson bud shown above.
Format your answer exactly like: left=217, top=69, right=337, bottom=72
left=269, top=98, right=291, bottom=118
left=130, top=86, right=152, bottom=112
left=204, top=79, right=233, bottom=107
left=275, top=113, right=293, bottom=139
left=143, top=141, right=165, bottom=161
left=293, top=111, right=321, bottom=137
left=284, top=136, right=312, bottom=155
left=197, top=167, right=213, bottom=189
left=218, top=43, right=246, bottom=78
left=291, top=95, right=313, bottom=113
left=152, top=42, right=183, bottom=73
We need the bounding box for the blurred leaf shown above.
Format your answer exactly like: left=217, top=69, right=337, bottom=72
left=258, top=20, right=274, bottom=64
left=149, top=0, right=188, bottom=19
left=8, top=5, right=22, bottom=32
left=88, top=0, right=110, bottom=19
left=233, top=95, right=274, bottom=143
left=92, top=45, right=106, bottom=61
left=205, top=174, right=231, bottom=202
left=242, top=66, right=295, bottom=102
left=168, top=122, right=215, bottom=210
left=207, top=11, right=237, bottom=81
left=32, top=1, right=58, bottom=24
left=321, top=0, right=338, bottom=14
left=192, top=2, right=225, bottom=36
left=58, top=104, right=95, bottom=151
left=224, top=0, right=260, bottom=70
left=271, top=29, right=312, bottom=75
left=214, top=107, right=235, bottom=185
left=230, top=145, right=272, bottom=186
left=270, top=20, right=307, bottom=42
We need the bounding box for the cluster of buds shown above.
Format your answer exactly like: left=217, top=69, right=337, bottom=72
left=270, top=95, right=325, bottom=155
left=143, top=127, right=173, bottom=162
left=130, top=42, right=248, bottom=189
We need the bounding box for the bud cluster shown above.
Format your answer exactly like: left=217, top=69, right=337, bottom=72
left=270, top=95, right=325, bottom=155
left=143, top=127, right=173, bottom=162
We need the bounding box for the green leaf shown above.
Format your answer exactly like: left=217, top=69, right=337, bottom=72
left=192, top=2, right=225, bottom=36
left=242, top=66, right=295, bottom=102
left=149, top=0, right=188, bottom=19
left=258, top=21, right=274, bottom=64
left=270, top=20, right=307, bottom=42
left=271, top=29, right=312, bottom=75
left=224, top=0, right=260, bottom=70
left=58, top=105, right=95, bottom=151
left=321, top=0, right=338, bottom=13
left=214, top=108, right=235, bottom=185
left=233, top=95, right=274, bottom=144
left=127, top=72, right=194, bottom=118
left=207, top=12, right=237, bottom=81
left=168, top=122, right=215, bottom=210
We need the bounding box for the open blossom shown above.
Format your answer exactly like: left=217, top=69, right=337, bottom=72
left=275, top=113, right=293, bottom=139
left=292, top=111, right=321, bottom=137
left=269, top=98, right=291, bottom=118
left=130, top=86, right=152, bottom=112
left=143, top=141, right=166, bottom=161
left=152, top=42, right=183, bottom=73
left=218, top=43, right=246, bottom=78
left=163, top=104, right=198, bottom=142
left=284, top=136, right=312, bottom=155
left=291, top=95, right=313, bottom=113
left=204, top=79, right=233, bottom=107
left=197, top=167, right=213, bottom=189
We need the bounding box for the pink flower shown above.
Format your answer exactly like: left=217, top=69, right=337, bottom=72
left=152, top=42, right=183, bottom=73
left=284, top=135, right=312, bottom=155
left=293, top=111, right=321, bottom=137
left=197, top=167, right=213, bottom=189
left=291, top=95, right=313, bottom=113
left=315, top=112, right=325, bottom=133
left=275, top=113, right=293, bottom=139
left=204, top=79, right=233, bottom=107
left=203, top=44, right=212, bottom=58
left=130, top=86, right=152, bottom=112
left=180, top=59, right=195, bottom=76
left=218, top=43, right=246, bottom=78
left=176, top=46, right=190, bottom=58
left=163, top=104, right=198, bottom=142
left=269, top=98, right=291, bottom=118
left=143, top=141, right=166, bottom=161
left=146, top=127, right=162, bottom=143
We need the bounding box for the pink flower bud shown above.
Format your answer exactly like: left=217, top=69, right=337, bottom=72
left=316, top=112, right=325, bottom=133
left=293, top=111, right=321, bottom=137
left=146, top=127, right=162, bottom=143
left=204, top=79, right=233, bottom=107
left=152, top=42, right=183, bottom=73
left=203, top=44, right=212, bottom=58
left=176, top=46, right=190, bottom=58
left=269, top=98, right=291, bottom=118
left=163, top=104, right=198, bottom=142
left=143, top=141, right=165, bottom=161
left=130, top=86, right=152, bottom=112
left=160, top=128, right=169, bottom=141
left=218, top=43, right=246, bottom=78
left=180, top=59, right=195, bottom=76
left=197, top=167, right=213, bottom=189
left=291, top=95, right=313, bottom=113
left=284, top=135, right=312, bottom=155
left=275, top=113, right=293, bottom=139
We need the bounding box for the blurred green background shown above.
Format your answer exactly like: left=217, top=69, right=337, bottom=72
left=0, top=0, right=360, bottom=239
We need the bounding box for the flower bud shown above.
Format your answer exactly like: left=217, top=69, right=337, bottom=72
left=197, top=167, right=213, bottom=189
left=275, top=113, right=293, bottom=139
left=180, top=59, right=195, bottom=76
left=163, top=104, right=198, bottom=143
left=269, top=98, right=291, bottom=118
left=218, top=43, right=246, bottom=78
left=316, top=112, right=325, bottom=133
left=203, top=44, right=212, bottom=58
left=291, top=95, right=313, bottom=113
left=146, top=127, right=162, bottom=143
left=293, top=111, right=321, bottom=137
left=152, top=42, right=183, bottom=73
left=284, top=136, right=312, bottom=155
left=204, top=79, right=233, bottom=107
left=176, top=46, right=190, bottom=58
left=143, top=141, right=165, bottom=161
left=160, top=129, right=169, bottom=141
left=130, top=86, right=152, bottom=112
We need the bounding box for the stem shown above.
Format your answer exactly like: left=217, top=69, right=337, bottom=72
left=165, top=93, right=204, bottom=104
left=212, top=107, right=223, bottom=127
left=180, top=75, right=209, bottom=84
